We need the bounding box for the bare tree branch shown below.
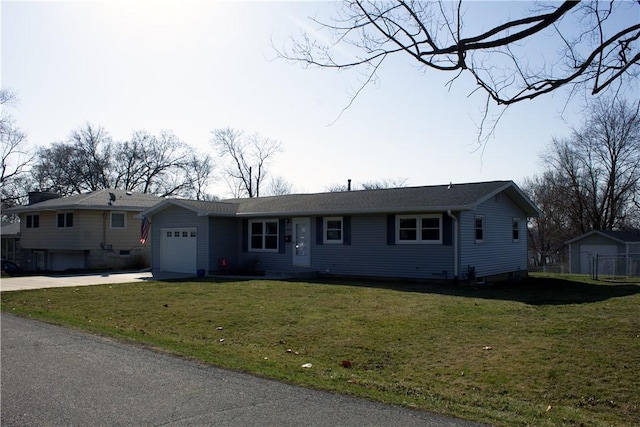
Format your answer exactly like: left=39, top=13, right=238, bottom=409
left=277, top=0, right=639, bottom=136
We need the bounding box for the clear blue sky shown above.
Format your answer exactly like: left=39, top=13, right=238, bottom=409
left=1, top=1, right=632, bottom=197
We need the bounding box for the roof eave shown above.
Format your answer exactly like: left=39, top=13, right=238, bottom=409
left=233, top=205, right=475, bottom=218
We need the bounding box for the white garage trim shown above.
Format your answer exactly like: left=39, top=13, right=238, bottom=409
left=160, top=228, right=197, bottom=274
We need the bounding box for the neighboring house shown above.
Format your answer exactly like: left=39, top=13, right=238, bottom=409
left=5, top=189, right=163, bottom=271
left=567, top=230, right=640, bottom=276
left=141, top=180, right=541, bottom=282
left=1, top=221, right=23, bottom=264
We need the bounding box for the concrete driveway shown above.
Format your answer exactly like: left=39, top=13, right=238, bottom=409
left=0, top=270, right=190, bottom=292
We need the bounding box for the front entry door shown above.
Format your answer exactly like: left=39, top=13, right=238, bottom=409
left=292, top=218, right=310, bottom=267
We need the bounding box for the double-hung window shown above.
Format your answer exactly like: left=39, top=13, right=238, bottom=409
left=249, top=220, right=278, bottom=251
left=324, top=217, right=343, bottom=244
left=512, top=218, right=520, bottom=242
left=475, top=216, right=485, bottom=243
left=57, top=212, right=73, bottom=228
left=26, top=214, right=40, bottom=228
left=396, top=214, right=442, bottom=244
left=110, top=212, right=126, bottom=229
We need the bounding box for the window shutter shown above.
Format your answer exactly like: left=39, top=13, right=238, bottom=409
left=241, top=219, right=248, bottom=252
left=279, top=219, right=286, bottom=254
left=387, top=214, right=396, bottom=245
left=343, top=216, right=351, bottom=245
left=316, top=217, right=324, bottom=245
left=442, top=213, right=452, bottom=246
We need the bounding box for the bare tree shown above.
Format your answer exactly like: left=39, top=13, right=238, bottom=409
left=361, top=178, right=408, bottom=190
left=265, top=175, right=294, bottom=196
left=211, top=128, right=282, bottom=198
left=521, top=172, right=574, bottom=266
left=1, top=89, right=34, bottom=215
left=33, top=123, right=112, bottom=195
left=33, top=125, right=207, bottom=199
left=279, top=1, right=639, bottom=138
left=113, top=130, right=192, bottom=197
left=182, top=151, right=216, bottom=201
left=525, top=96, right=640, bottom=257
left=326, top=177, right=408, bottom=192
left=541, top=97, right=640, bottom=233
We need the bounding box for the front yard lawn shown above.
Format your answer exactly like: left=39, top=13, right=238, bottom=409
left=2, top=274, right=639, bottom=426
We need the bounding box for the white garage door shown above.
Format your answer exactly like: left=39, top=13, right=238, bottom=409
left=579, top=244, right=617, bottom=274
left=161, top=228, right=197, bottom=274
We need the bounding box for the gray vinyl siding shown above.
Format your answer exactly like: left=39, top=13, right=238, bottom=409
left=459, top=194, right=528, bottom=278
left=209, top=217, right=239, bottom=271
left=238, top=214, right=454, bottom=279
left=150, top=205, right=210, bottom=272
left=315, top=214, right=454, bottom=279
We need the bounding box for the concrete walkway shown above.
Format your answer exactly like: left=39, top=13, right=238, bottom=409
left=0, top=270, right=192, bottom=292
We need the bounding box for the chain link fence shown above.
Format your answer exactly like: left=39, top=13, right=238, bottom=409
left=529, top=250, right=640, bottom=279
left=528, top=250, right=570, bottom=275
left=591, top=253, right=640, bottom=280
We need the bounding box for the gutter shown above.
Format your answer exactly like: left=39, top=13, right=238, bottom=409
left=447, top=210, right=459, bottom=280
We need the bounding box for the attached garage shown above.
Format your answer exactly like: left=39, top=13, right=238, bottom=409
left=49, top=251, right=86, bottom=271
left=160, top=228, right=197, bottom=274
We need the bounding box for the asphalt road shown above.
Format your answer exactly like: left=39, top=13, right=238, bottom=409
left=1, top=313, right=485, bottom=427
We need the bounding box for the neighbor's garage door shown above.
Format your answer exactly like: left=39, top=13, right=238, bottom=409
left=579, top=244, right=617, bottom=274
left=161, top=228, right=197, bottom=274
left=50, top=251, right=85, bottom=271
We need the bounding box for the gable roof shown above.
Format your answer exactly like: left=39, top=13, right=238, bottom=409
left=567, top=229, right=640, bottom=245
left=5, top=189, right=164, bottom=214
left=142, top=180, right=542, bottom=218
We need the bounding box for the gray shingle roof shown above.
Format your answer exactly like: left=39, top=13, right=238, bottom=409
left=6, top=189, right=164, bottom=213
left=145, top=180, right=541, bottom=218
left=597, top=230, right=640, bottom=242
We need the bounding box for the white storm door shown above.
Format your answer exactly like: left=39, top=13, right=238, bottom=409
left=292, top=218, right=310, bottom=267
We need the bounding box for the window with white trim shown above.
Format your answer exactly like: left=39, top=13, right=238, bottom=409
left=324, top=217, right=343, bottom=244
left=475, top=216, right=484, bottom=243
left=57, top=212, right=73, bottom=228
left=110, top=212, right=126, bottom=228
left=396, top=214, right=442, bottom=244
left=249, top=219, right=278, bottom=251
left=512, top=218, right=520, bottom=242
left=26, top=214, right=40, bottom=228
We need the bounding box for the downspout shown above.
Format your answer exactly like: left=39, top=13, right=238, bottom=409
left=447, top=210, right=459, bottom=281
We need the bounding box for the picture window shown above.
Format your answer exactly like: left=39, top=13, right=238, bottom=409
left=396, top=215, right=441, bottom=244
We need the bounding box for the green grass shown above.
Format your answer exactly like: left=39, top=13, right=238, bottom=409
left=2, top=273, right=639, bottom=426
